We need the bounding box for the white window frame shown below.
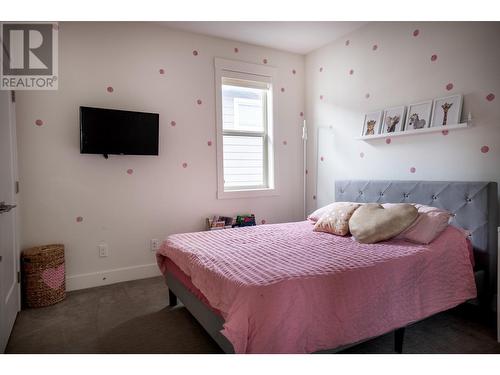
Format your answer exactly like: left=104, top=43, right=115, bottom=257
left=215, top=58, right=277, bottom=200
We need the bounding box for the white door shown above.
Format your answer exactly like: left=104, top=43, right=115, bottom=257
left=0, top=90, right=20, bottom=352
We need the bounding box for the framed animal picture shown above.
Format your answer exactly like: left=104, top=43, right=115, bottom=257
left=404, top=100, right=432, bottom=131
left=430, top=94, right=462, bottom=127
left=361, top=111, right=383, bottom=136
left=381, top=106, right=406, bottom=134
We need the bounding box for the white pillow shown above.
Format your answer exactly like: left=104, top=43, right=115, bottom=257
left=308, top=202, right=362, bottom=223
left=313, top=203, right=361, bottom=236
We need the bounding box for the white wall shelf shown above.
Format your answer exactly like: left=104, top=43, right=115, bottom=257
left=356, top=122, right=469, bottom=141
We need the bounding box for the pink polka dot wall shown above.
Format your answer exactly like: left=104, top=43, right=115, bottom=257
left=306, top=22, right=498, bottom=197
left=15, top=22, right=306, bottom=281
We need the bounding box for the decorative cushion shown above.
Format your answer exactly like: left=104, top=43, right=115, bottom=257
left=394, top=204, right=453, bottom=244
left=308, top=202, right=361, bottom=223
left=313, top=203, right=361, bottom=236
left=349, top=203, right=418, bottom=244
left=307, top=202, right=336, bottom=222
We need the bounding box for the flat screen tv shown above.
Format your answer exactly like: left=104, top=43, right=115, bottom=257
left=80, top=106, right=159, bottom=157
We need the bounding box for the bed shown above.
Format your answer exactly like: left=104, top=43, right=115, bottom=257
left=156, top=180, right=498, bottom=353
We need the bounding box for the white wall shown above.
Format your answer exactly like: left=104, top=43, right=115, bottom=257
left=305, top=22, right=500, bottom=214
left=16, top=22, right=305, bottom=290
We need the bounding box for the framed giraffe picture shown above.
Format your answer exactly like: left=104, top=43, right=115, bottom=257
left=430, top=94, right=463, bottom=127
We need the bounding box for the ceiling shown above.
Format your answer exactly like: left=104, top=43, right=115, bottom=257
left=162, top=22, right=368, bottom=54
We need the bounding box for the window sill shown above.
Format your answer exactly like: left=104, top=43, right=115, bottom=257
left=217, top=187, right=278, bottom=200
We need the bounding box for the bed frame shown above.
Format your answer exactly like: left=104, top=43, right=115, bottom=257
left=165, top=180, right=498, bottom=353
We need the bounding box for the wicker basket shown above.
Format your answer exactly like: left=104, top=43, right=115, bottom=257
left=21, top=244, right=66, bottom=308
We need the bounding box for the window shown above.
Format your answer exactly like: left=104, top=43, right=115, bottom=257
left=215, top=59, right=276, bottom=199
left=222, top=81, right=268, bottom=189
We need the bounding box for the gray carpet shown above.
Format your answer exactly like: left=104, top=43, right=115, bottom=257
left=5, top=276, right=500, bottom=354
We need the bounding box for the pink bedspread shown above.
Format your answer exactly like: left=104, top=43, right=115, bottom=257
left=156, top=221, right=476, bottom=353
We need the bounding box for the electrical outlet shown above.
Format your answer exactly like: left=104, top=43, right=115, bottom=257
left=151, top=239, right=160, bottom=252
left=98, top=243, right=108, bottom=257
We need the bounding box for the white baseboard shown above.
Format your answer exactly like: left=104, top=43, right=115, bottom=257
left=66, top=263, right=161, bottom=291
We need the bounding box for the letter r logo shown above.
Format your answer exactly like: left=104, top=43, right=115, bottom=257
left=2, top=23, right=53, bottom=75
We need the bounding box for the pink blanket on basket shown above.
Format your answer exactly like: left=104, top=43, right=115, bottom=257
left=156, top=221, right=476, bottom=353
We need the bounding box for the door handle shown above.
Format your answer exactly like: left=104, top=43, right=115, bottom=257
left=0, top=201, right=16, bottom=214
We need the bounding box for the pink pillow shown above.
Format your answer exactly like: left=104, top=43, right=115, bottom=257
left=394, top=204, right=453, bottom=244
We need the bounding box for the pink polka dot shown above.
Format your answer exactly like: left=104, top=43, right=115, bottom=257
left=283, top=140, right=287, bottom=145
left=207, top=140, right=212, bottom=146
left=319, top=67, right=323, bottom=72
left=196, top=99, right=202, bottom=105
left=372, top=44, right=378, bottom=51
left=261, top=219, right=266, bottom=225
left=385, top=138, right=392, bottom=144
left=446, top=83, right=454, bottom=91
left=192, top=50, right=198, bottom=56
left=410, top=167, right=416, bottom=173
left=431, top=54, right=437, bottom=62
left=292, top=69, right=296, bottom=75
left=106, top=86, right=114, bottom=93
left=300, top=112, right=304, bottom=117
left=442, top=130, right=449, bottom=136
left=345, top=40, right=350, bottom=46
left=413, top=29, right=420, bottom=37
left=126, top=169, right=134, bottom=175
left=313, top=195, right=316, bottom=200
left=320, top=156, right=324, bottom=161
left=262, top=58, right=268, bottom=64
left=281, top=87, right=285, bottom=92
left=35, top=119, right=43, bottom=126
left=182, top=162, right=188, bottom=168
left=159, top=68, right=165, bottom=75
left=170, top=120, right=176, bottom=127
left=360, top=152, right=365, bottom=158
left=481, top=145, right=490, bottom=153
left=319, top=95, right=324, bottom=100
left=486, top=93, right=495, bottom=102
left=76, top=216, right=83, bottom=223
left=349, top=69, right=354, bottom=75
left=365, top=93, right=370, bottom=99
left=234, top=47, right=239, bottom=53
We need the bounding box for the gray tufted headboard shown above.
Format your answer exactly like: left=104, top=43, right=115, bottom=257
left=335, top=180, right=498, bottom=305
